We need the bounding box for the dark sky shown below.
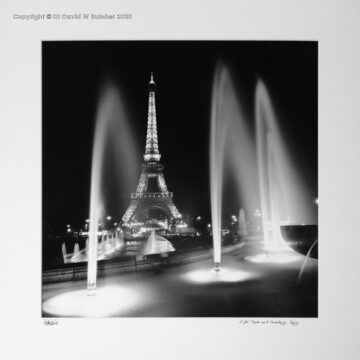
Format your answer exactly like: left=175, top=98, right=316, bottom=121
left=43, top=41, right=317, bottom=232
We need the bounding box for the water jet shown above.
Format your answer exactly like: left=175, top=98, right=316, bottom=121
left=87, top=78, right=139, bottom=294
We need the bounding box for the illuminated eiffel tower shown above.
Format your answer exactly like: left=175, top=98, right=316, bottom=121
left=122, top=72, right=182, bottom=225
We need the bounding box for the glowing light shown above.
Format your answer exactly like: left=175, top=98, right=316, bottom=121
left=42, top=286, right=139, bottom=317
left=143, top=230, right=175, bottom=255
left=315, top=198, right=319, bottom=205
left=245, top=252, right=300, bottom=264
left=256, top=80, right=311, bottom=252
left=184, top=268, right=255, bottom=284
left=106, top=216, right=112, bottom=220
left=81, top=231, right=102, bottom=236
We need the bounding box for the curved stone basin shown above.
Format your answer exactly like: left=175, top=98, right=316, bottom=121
left=280, top=225, right=318, bottom=259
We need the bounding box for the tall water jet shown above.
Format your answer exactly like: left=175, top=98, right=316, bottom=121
left=61, top=243, right=67, bottom=263
left=71, top=242, right=80, bottom=262
left=210, top=65, right=226, bottom=271
left=255, top=79, right=311, bottom=253
left=210, top=63, right=258, bottom=270
left=238, top=208, right=247, bottom=237
left=87, top=77, right=139, bottom=295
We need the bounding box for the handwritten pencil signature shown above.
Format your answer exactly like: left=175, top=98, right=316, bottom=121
left=43, top=319, right=59, bottom=326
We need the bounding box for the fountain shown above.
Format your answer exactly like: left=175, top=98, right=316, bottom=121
left=61, top=243, right=66, bottom=255
left=210, top=62, right=316, bottom=266
left=142, top=230, right=175, bottom=256
left=114, top=232, right=123, bottom=249
left=87, top=78, right=139, bottom=295
left=255, top=79, right=316, bottom=258
left=238, top=208, right=247, bottom=237
left=210, top=62, right=258, bottom=270
left=71, top=243, right=81, bottom=262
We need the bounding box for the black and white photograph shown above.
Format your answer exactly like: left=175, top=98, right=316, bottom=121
left=42, top=41, right=318, bottom=317
left=2, top=1, right=360, bottom=359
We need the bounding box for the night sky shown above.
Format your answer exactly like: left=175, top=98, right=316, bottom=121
left=43, top=41, right=317, bottom=232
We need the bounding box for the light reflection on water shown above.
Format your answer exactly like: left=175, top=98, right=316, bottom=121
left=245, top=252, right=301, bottom=264
left=43, top=286, right=140, bottom=317
left=183, top=267, right=256, bottom=284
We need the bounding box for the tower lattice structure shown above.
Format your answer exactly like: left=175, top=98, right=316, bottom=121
left=122, top=72, right=182, bottom=224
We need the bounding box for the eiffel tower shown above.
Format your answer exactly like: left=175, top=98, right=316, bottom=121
left=122, top=72, right=182, bottom=225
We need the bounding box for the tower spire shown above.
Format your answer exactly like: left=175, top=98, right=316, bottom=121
left=144, top=72, right=161, bottom=162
